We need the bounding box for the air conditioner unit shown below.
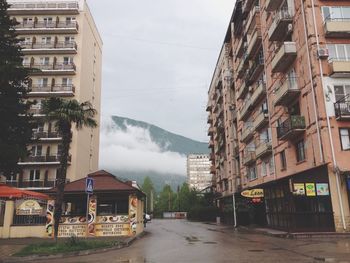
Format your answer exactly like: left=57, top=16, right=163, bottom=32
left=318, top=48, right=329, bottom=59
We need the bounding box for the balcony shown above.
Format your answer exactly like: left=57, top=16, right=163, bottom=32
left=237, top=81, right=249, bottom=100
left=256, top=140, right=272, bottom=159
left=21, top=41, right=77, bottom=54
left=274, top=76, right=300, bottom=106
left=271, top=42, right=297, bottom=73
left=244, top=6, right=260, bottom=34
left=247, top=53, right=264, bottom=84
left=268, top=8, right=293, bottom=41
left=236, top=38, right=247, bottom=59
left=237, top=53, right=249, bottom=79
left=247, top=29, right=262, bottom=59
left=207, top=115, right=213, bottom=124
left=210, top=166, right=216, bottom=174
left=324, top=18, right=350, bottom=38
left=8, top=2, right=79, bottom=15
left=207, top=127, right=215, bottom=136
left=254, top=111, right=269, bottom=130
left=5, top=180, right=56, bottom=188
left=329, top=60, right=350, bottom=78
left=277, top=115, right=306, bottom=141
left=243, top=150, right=256, bottom=165
left=334, top=95, right=350, bottom=121
left=209, top=140, right=214, bottom=148
left=23, top=62, right=76, bottom=75
left=15, top=21, right=79, bottom=34
left=206, top=103, right=212, bottom=112
left=28, top=85, right=75, bottom=97
left=250, top=81, right=266, bottom=107
left=265, top=0, right=284, bottom=11
left=28, top=107, right=44, bottom=116
left=18, top=155, right=71, bottom=165
left=239, top=99, right=252, bottom=121
left=32, top=131, right=62, bottom=141
left=241, top=125, right=254, bottom=143
left=242, top=0, right=255, bottom=15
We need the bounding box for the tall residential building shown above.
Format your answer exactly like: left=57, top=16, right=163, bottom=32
left=208, top=0, right=350, bottom=232
left=187, top=154, right=212, bottom=191
left=1, top=0, right=102, bottom=189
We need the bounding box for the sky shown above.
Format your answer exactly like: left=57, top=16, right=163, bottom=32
left=86, top=0, right=235, bottom=142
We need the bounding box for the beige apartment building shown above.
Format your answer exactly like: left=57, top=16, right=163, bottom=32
left=0, top=0, right=102, bottom=190
left=208, top=0, right=350, bottom=232
left=187, top=154, right=212, bottom=191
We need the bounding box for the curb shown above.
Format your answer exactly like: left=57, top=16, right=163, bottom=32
left=1, top=232, right=147, bottom=263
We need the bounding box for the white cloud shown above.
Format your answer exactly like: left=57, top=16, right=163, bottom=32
left=99, top=116, right=186, bottom=175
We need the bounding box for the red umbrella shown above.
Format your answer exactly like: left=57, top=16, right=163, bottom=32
left=0, top=184, right=49, bottom=200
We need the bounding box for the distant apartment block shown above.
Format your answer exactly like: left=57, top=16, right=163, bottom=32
left=207, top=0, right=350, bottom=232
left=0, top=0, right=102, bottom=190
left=187, top=154, right=212, bottom=191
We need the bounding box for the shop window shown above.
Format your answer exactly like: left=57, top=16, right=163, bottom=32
left=280, top=150, right=287, bottom=170
left=97, top=199, right=128, bottom=215
left=340, top=128, right=350, bottom=150
left=296, top=140, right=306, bottom=162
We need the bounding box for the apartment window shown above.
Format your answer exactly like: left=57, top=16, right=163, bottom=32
left=280, top=150, right=287, bottom=170
left=29, top=170, right=41, bottom=181
left=43, top=17, right=53, bottom=25
left=340, top=128, right=350, bottom=150
left=40, top=57, right=50, bottom=65
left=261, top=161, right=267, bottom=177
left=248, top=166, right=257, bottom=181
left=63, top=57, right=73, bottom=64
left=22, top=57, right=29, bottom=66
left=38, top=78, right=48, bottom=87
left=62, top=78, right=72, bottom=86
left=57, top=144, right=62, bottom=156
left=66, top=17, right=76, bottom=24
left=23, top=17, right=33, bottom=24
left=334, top=85, right=350, bottom=102
left=31, top=145, right=42, bottom=156
left=260, top=128, right=271, bottom=144
left=41, top=36, right=52, bottom=44
left=327, top=44, right=350, bottom=61
left=322, top=6, right=350, bottom=21
left=296, top=140, right=306, bottom=162
left=289, top=101, right=301, bottom=116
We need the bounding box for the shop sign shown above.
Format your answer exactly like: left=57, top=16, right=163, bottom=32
left=95, top=223, right=130, bottom=236
left=316, top=183, right=329, bottom=196
left=58, top=224, right=87, bottom=237
left=293, top=183, right=305, bottom=195
left=305, top=183, right=316, bottom=196
left=16, top=199, right=43, bottom=215
left=241, top=189, right=264, bottom=198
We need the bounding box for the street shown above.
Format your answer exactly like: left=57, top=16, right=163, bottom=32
left=46, top=219, right=350, bottom=263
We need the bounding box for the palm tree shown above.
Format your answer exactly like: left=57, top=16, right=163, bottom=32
left=42, top=97, right=97, bottom=241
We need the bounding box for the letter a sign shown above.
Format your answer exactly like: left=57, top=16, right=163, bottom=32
left=86, top=178, right=94, bottom=194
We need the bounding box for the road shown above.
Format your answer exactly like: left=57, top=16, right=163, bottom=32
left=48, top=219, right=350, bottom=263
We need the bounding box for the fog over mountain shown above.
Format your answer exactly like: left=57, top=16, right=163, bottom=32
left=99, top=116, right=209, bottom=191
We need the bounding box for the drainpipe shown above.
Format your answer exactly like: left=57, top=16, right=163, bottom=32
left=303, top=0, right=347, bottom=230
left=233, top=193, right=237, bottom=228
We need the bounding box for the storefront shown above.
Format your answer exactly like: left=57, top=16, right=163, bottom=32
left=46, top=170, right=145, bottom=238
left=264, top=165, right=334, bottom=232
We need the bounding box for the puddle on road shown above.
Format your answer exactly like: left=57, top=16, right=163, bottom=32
left=248, top=249, right=265, bottom=252
left=203, top=241, right=218, bottom=244
left=186, top=236, right=200, bottom=243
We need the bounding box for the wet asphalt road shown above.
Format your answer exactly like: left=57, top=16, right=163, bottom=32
left=48, top=219, right=350, bottom=263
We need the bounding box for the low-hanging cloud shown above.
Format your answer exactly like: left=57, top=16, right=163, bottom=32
left=99, top=116, right=186, bottom=175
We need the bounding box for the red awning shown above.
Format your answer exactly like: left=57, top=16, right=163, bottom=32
left=0, top=184, right=49, bottom=200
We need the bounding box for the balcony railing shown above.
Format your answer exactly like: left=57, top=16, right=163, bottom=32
left=239, top=98, right=252, bottom=121
left=243, top=150, right=256, bottom=165
left=328, top=59, right=350, bottom=78
left=334, top=94, right=350, bottom=120
left=324, top=18, right=350, bottom=38
left=254, top=110, right=269, bottom=130
left=32, top=131, right=61, bottom=140
left=241, top=125, right=254, bottom=143
left=15, top=21, right=78, bottom=30
left=265, top=0, right=284, bottom=12
left=21, top=41, right=77, bottom=53
left=247, top=53, right=264, bottom=84
left=277, top=115, right=306, bottom=140
left=274, top=76, right=300, bottom=106
left=19, top=155, right=71, bottom=163
left=8, top=2, right=79, bottom=14
left=271, top=42, right=297, bottom=73
left=23, top=62, right=76, bottom=74
left=29, top=85, right=75, bottom=96
left=250, top=80, right=266, bottom=107
left=256, top=140, right=272, bottom=158
left=268, top=8, right=293, bottom=41
left=237, top=81, right=249, bottom=100
left=5, top=180, right=56, bottom=188
left=247, top=29, right=262, bottom=59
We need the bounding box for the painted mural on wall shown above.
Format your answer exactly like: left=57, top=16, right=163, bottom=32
left=88, top=195, right=97, bottom=236
left=46, top=200, right=54, bottom=237
left=16, top=199, right=44, bottom=215
left=129, top=195, right=138, bottom=235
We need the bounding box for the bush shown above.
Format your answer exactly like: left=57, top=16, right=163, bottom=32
left=187, top=206, right=220, bottom=222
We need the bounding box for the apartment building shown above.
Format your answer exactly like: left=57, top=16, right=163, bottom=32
left=1, top=0, right=102, bottom=190
left=187, top=154, right=212, bottom=191
left=208, top=0, right=350, bottom=232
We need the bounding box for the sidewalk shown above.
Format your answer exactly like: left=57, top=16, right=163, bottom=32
left=0, top=234, right=143, bottom=263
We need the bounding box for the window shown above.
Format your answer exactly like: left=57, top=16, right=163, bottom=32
left=31, top=145, right=42, bottom=156
left=62, top=78, right=72, bottom=86
left=280, top=150, right=287, bottom=170
left=66, top=17, right=76, bottom=24
left=63, top=57, right=73, bottom=64
left=29, top=170, right=41, bottom=181
left=340, top=128, right=350, bottom=150
left=248, top=166, right=257, bottom=181
left=261, top=161, right=267, bottom=177
left=64, top=36, right=75, bottom=43
left=296, top=140, right=306, bottom=162
left=40, top=57, right=50, bottom=65
left=43, top=17, right=53, bottom=25
left=23, top=17, right=33, bottom=24
left=327, top=44, right=350, bottom=61
left=57, top=144, right=62, bottom=156
left=322, top=6, right=350, bottom=21
left=334, top=84, right=350, bottom=102
left=41, top=36, right=52, bottom=44
left=38, top=78, right=48, bottom=87
left=97, top=199, right=128, bottom=215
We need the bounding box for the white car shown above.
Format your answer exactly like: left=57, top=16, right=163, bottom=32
left=145, top=213, right=151, bottom=222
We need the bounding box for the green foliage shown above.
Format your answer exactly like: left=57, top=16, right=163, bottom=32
left=0, top=0, right=33, bottom=175
left=141, top=176, right=155, bottom=213
left=153, top=184, right=176, bottom=217
left=14, top=239, right=116, bottom=257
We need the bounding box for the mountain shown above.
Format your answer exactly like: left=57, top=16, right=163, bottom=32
left=100, top=116, right=209, bottom=192
left=111, top=116, right=209, bottom=155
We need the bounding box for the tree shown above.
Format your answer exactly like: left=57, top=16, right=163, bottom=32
left=0, top=0, right=32, bottom=177
left=42, top=97, right=97, bottom=241
left=141, top=176, right=155, bottom=214
left=154, top=184, right=176, bottom=217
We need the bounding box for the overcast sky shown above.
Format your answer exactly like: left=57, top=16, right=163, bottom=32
left=86, top=0, right=235, bottom=142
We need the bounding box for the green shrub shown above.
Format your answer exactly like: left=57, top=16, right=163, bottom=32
left=187, top=206, right=220, bottom=222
